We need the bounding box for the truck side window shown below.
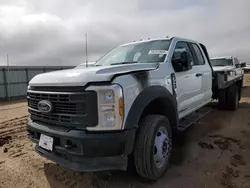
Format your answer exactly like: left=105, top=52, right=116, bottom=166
left=191, top=43, right=205, bottom=65
left=172, top=42, right=194, bottom=72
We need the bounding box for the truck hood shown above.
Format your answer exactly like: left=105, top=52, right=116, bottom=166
left=29, top=63, right=158, bottom=87
left=212, top=66, right=234, bottom=72
left=243, top=64, right=250, bottom=70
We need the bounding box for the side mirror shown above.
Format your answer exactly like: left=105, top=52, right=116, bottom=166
left=235, top=64, right=240, bottom=68
left=172, top=50, right=192, bottom=71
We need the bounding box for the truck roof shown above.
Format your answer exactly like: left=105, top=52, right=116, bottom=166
left=121, top=36, right=200, bottom=46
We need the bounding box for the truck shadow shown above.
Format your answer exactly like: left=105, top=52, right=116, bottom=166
left=44, top=162, right=141, bottom=188
left=43, top=107, right=237, bottom=188
left=43, top=96, right=250, bottom=188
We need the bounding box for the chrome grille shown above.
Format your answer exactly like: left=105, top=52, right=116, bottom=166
left=27, top=90, right=98, bottom=127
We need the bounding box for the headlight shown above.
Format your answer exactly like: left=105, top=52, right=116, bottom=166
left=102, top=89, right=115, bottom=103
left=86, top=84, right=124, bottom=131
left=228, top=71, right=234, bottom=76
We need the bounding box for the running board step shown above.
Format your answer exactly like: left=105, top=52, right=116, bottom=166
left=177, top=107, right=212, bottom=132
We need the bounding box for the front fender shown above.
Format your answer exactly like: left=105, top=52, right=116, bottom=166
left=124, top=86, right=178, bottom=130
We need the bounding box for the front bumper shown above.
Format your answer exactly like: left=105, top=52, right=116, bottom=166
left=27, top=120, right=136, bottom=171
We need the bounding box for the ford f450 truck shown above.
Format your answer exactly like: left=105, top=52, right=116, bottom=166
left=27, top=37, right=244, bottom=181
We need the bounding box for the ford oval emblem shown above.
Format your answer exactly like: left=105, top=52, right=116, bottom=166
left=37, top=100, right=53, bottom=113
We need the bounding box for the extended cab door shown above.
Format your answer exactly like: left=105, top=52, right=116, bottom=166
left=171, top=41, right=204, bottom=118
left=189, top=43, right=213, bottom=104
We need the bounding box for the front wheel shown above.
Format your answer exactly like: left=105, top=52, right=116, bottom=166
left=134, top=115, right=172, bottom=181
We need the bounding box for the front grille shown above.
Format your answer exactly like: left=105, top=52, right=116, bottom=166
left=27, top=90, right=98, bottom=127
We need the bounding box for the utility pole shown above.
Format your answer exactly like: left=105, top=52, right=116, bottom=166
left=6, top=54, right=10, bottom=100
left=85, top=33, right=88, bottom=67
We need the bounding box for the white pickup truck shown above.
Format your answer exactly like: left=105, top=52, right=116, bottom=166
left=211, top=56, right=243, bottom=75
left=210, top=56, right=245, bottom=109
left=27, top=37, right=244, bottom=181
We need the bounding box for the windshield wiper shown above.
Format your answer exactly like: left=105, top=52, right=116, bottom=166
left=110, top=61, right=138, bottom=65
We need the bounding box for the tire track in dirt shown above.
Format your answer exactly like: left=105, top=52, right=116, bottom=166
left=0, top=116, right=28, bottom=146
left=0, top=103, right=27, bottom=122
left=0, top=116, right=28, bottom=135
left=0, top=115, right=27, bottom=127
left=0, top=105, right=27, bottom=112
left=0, top=153, right=50, bottom=188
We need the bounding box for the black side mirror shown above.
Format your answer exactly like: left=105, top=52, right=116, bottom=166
left=235, top=64, right=240, bottom=68
left=172, top=50, right=192, bottom=71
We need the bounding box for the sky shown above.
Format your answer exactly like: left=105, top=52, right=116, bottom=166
left=0, top=0, right=250, bottom=66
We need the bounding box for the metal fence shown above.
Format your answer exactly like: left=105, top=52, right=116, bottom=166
left=0, top=66, right=74, bottom=100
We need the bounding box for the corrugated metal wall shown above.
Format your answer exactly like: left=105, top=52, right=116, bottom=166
left=0, top=66, right=74, bottom=100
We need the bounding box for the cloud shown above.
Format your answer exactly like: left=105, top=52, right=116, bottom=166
left=0, top=0, right=250, bottom=66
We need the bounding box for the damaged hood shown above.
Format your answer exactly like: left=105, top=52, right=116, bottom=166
left=29, top=63, right=158, bottom=87
left=212, top=66, right=235, bottom=72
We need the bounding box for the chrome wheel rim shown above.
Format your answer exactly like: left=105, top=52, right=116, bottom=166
left=153, top=126, right=170, bottom=169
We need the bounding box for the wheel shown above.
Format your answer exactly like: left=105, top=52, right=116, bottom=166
left=218, top=89, right=227, bottom=109
left=226, top=84, right=239, bottom=111
left=134, top=115, right=172, bottom=181
left=238, top=82, right=242, bottom=101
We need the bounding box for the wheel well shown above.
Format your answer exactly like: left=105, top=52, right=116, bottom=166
left=213, top=80, right=243, bottom=101
left=140, top=97, right=178, bottom=133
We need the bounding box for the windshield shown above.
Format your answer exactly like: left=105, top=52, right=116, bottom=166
left=95, top=40, right=171, bottom=66
left=210, top=59, right=233, bottom=66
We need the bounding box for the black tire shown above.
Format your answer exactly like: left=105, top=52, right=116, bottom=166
left=226, top=84, right=239, bottom=111
left=134, top=115, right=172, bottom=181
left=218, top=89, right=227, bottom=109
left=238, top=83, right=242, bottom=101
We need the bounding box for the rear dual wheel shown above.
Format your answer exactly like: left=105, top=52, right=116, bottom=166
left=218, top=84, right=239, bottom=111
left=226, top=84, right=239, bottom=111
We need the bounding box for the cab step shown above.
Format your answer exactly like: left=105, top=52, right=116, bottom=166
left=177, top=107, right=211, bottom=132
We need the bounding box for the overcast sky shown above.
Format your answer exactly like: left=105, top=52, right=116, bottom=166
left=0, top=0, right=250, bottom=66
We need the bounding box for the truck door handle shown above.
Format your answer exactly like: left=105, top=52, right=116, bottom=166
left=196, top=73, right=203, bottom=77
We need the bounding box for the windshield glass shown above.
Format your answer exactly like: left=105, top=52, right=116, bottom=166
left=210, top=59, right=233, bottom=66
left=95, top=40, right=171, bottom=66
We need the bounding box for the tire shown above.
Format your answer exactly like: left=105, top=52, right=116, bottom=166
left=218, top=89, right=227, bottom=109
left=134, top=115, right=172, bottom=181
left=226, top=84, right=239, bottom=111
left=238, top=83, right=242, bottom=101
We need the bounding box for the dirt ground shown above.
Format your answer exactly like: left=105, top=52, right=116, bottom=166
left=0, top=75, right=250, bottom=188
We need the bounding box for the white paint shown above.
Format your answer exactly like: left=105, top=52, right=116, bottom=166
left=29, top=63, right=158, bottom=87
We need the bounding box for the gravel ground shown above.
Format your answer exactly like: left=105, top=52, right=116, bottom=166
left=0, top=75, right=250, bottom=188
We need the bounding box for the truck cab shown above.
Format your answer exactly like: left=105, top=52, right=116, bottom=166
left=27, top=37, right=242, bottom=181
left=211, top=56, right=244, bottom=76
